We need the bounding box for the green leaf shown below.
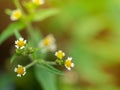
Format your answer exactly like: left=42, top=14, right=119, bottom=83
left=69, top=44, right=110, bottom=84
left=34, top=66, right=57, bottom=90
left=40, top=63, right=63, bottom=75
left=0, top=22, right=25, bottom=44
left=0, top=73, right=14, bottom=90
left=33, top=9, right=59, bottom=21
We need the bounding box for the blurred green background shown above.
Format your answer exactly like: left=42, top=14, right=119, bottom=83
left=1, top=0, right=120, bottom=90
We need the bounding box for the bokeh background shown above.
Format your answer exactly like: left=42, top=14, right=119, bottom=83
left=1, top=0, right=120, bottom=90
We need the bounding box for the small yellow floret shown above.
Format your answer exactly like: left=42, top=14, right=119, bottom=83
left=39, top=34, right=56, bottom=52
left=65, top=57, right=74, bottom=70
left=43, top=38, right=51, bottom=46
left=10, top=9, right=21, bottom=21
left=17, top=66, right=24, bottom=75
left=55, top=50, right=65, bottom=59
left=32, top=0, right=44, bottom=5
left=14, top=65, right=26, bottom=77
left=17, top=40, right=25, bottom=47
left=15, top=37, right=27, bottom=49
left=65, top=60, right=72, bottom=67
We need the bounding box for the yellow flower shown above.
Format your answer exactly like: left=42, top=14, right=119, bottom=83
left=39, top=34, right=56, bottom=52
left=65, top=57, right=74, bottom=70
left=14, top=65, right=26, bottom=77
left=32, top=0, right=45, bottom=5
left=55, top=50, right=65, bottom=59
left=15, top=37, right=27, bottom=49
left=10, top=9, right=22, bottom=21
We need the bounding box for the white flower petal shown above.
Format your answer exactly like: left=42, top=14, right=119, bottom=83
left=15, top=40, right=18, bottom=44
left=24, top=40, right=27, bottom=44
left=15, top=45, right=19, bottom=48
left=55, top=52, right=58, bottom=56
left=67, top=67, right=71, bottom=71
left=14, top=68, right=17, bottom=72
left=23, top=67, right=26, bottom=72
left=23, top=72, right=26, bottom=76
left=58, top=50, right=62, bottom=53
left=68, top=57, right=72, bottom=61
left=18, top=65, right=22, bottom=67
left=63, top=52, right=65, bottom=56
left=71, top=63, right=75, bottom=67
left=19, top=37, right=23, bottom=41
left=20, top=46, right=25, bottom=49
left=17, top=74, right=21, bottom=77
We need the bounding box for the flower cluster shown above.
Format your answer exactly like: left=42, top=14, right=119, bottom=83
left=10, top=0, right=74, bottom=78
left=13, top=35, right=74, bottom=77
left=55, top=50, right=74, bottom=70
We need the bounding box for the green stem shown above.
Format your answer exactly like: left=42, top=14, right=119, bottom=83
left=14, top=30, right=21, bottom=39
left=45, top=61, right=56, bottom=65
left=14, top=0, right=27, bottom=20
left=13, top=0, right=34, bottom=38
left=26, top=23, right=34, bottom=37
left=14, top=0, right=23, bottom=11
left=25, top=59, right=56, bottom=69
left=26, top=23, right=33, bottom=30
left=38, top=60, right=57, bottom=65
left=25, top=60, right=37, bottom=69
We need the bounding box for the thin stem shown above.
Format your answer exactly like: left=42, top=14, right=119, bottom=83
left=14, top=30, right=21, bottom=39
left=26, top=23, right=34, bottom=37
left=14, top=0, right=27, bottom=20
left=45, top=61, right=56, bottom=65
left=13, top=0, right=34, bottom=38
left=14, top=0, right=23, bottom=11
left=38, top=60, right=57, bottom=65
left=25, top=60, right=37, bottom=69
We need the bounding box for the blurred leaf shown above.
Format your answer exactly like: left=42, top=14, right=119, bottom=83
left=10, top=53, right=17, bottom=64
left=69, top=43, right=110, bottom=84
left=23, top=1, right=37, bottom=13
left=72, top=15, right=106, bottom=41
left=41, top=63, right=63, bottom=75
left=5, top=9, right=12, bottom=15
left=34, top=66, right=57, bottom=90
left=0, top=73, right=14, bottom=90
left=33, top=9, right=59, bottom=21
left=0, top=22, right=25, bottom=44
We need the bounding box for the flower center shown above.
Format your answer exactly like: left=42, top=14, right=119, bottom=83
left=17, top=67, right=24, bottom=74
left=43, top=38, right=51, bottom=46
left=34, top=0, right=40, bottom=4
left=17, top=40, right=25, bottom=47
left=66, top=60, right=72, bottom=67
left=14, top=11, right=21, bottom=19
left=57, top=52, right=64, bottom=59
